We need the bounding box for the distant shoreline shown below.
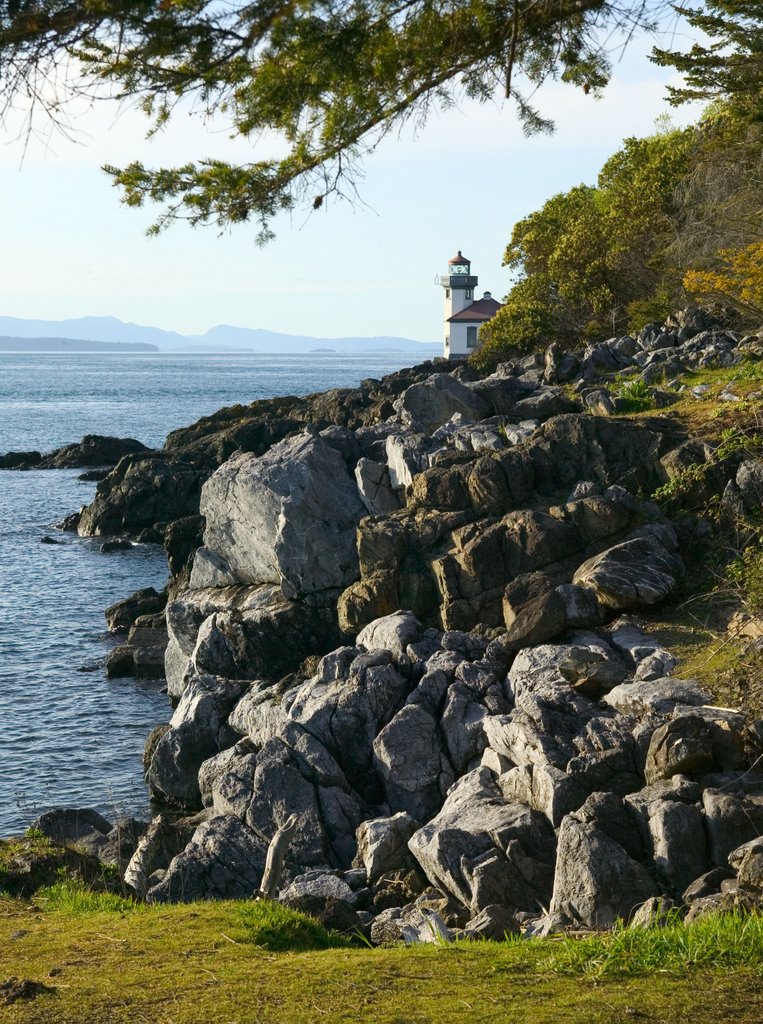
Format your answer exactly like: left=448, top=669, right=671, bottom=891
left=0, top=315, right=440, bottom=355
left=0, top=337, right=158, bottom=354
left=0, top=341, right=438, bottom=357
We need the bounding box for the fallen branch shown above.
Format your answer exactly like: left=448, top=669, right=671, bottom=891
left=259, top=814, right=298, bottom=899
left=123, top=815, right=169, bottom=898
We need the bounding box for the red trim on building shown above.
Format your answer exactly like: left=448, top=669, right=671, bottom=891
left=447, top=297, right=502, bottom=323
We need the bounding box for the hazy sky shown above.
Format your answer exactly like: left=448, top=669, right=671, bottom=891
left=0, top=24, right=702, bottom=342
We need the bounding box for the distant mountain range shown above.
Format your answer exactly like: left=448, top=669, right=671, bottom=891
left=0, top=315, right=440, bottom=356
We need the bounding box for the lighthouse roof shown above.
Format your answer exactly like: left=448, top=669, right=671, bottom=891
left=447, top=250, right=471, bottom=266
left=447, top=294, right=502, bottom=323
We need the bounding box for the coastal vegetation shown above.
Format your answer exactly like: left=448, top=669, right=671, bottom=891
left=473, top=104, right=763, bottom=369
left=473, top=1, right=763, bottom=370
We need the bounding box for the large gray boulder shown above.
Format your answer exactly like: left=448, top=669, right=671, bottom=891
left=602, top=677, right=713, bottom=718
left=573, top=533, right=683, bottom=610
left=645, top=798, right=707, bottom=894
left=242, top=727, right=365, bottom=867
left=486, top=679, right=641, bottom=800
left=608, top=623, right=677, bottom=681
left=736, top=460, right=763, bottom=513
left=625, top=783, right=707, bottom=895
left=502, top=574, right=568, bottom=647
left=729, top=838, right=763, bottom=893
left=384, top=431, right=441, bottom=490
left=193, top=432, right=365, bottom=598
left=209, top=746, right=260, bottom=820
left=460, top=905, right=520, bottom=940
left=357, top=611, right=423, bottom=658
left=355, top=458, right=402, bottom=514
left=702, top=788, right=763, bottom=867
left=507, top=634, right=628, bottom=700
left=644, top=715, right=715, bottom=784
left=498, top=763, right=588, bottom=828
left=198, top=740, right=257, bottom=808
left=278, top=872, right=354, bottom=904
left=395, top=374, right=490, bottom=433
left=571, top=791, right=645, bottom=862
left=227, top=679, right=291, bottom=747
left=146, top=815, right=267, bottom=903
left=444, top=420, right=506, bottom=453
left=32, top=807, right=113, bottom=853
left=408, top=768, right=556, bottom=914
left=438, top=675, right=496, bottom=774
left=550, top=816, right=659, bottom=928
left=78, top=454, right=203, bottom=537
left=373, top=703, right=454, bottom=820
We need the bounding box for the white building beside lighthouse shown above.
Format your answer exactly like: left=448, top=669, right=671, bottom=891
left=438, top=250, right=502, bottom=359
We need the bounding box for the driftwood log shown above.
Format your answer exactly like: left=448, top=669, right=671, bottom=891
left=259, top=814, right=299, bottom=898
left=123, top=814, right=169, bottom=898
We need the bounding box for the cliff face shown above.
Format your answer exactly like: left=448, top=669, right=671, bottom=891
left=52, top=310, right=763, bottom=937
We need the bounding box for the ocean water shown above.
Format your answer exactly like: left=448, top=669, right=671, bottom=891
left=0, top=351, right=417, bottom=835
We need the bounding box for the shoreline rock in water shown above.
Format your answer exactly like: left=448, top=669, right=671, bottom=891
left=22, top=311, right=763, bottom=939
left=0, top=434, right=152, bottom=471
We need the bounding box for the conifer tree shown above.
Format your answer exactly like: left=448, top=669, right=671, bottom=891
left=651, top=2, right=763, bottom=122
left=0, top=1, right=669, bottom=237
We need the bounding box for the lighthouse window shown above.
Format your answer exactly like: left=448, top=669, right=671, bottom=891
left=445, top=288, right=450, bottom=298
left=466, top=326, right=478, bottom=348
left=465, top=289, right=472, bottom=299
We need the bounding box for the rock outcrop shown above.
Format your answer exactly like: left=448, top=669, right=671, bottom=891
left=0, top=434, right=151, bottom=471
left=36, top=309, right=763, bottom=940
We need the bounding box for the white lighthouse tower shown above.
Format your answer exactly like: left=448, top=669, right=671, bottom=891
left=438, top=250, right=502, bottom=359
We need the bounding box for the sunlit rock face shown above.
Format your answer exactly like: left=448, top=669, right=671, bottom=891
left=193, top=431, right=364, bottom=598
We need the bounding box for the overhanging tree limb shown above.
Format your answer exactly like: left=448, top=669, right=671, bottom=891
left=0, top=1, right=671, bottom=235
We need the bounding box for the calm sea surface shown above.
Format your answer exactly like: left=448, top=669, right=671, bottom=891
left=0, top=351, right=417, bottom=835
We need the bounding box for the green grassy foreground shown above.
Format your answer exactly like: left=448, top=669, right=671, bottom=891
left=1, top=890, right=761, bottom=1024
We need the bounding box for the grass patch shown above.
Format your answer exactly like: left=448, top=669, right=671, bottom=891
left=34, top=880, right=142, bottom=916
left=233, top=899, right=350, bottom=951
left=0, top=830, right=125, bottom=899
left=662, top=362, right=763, bottom=436
left=604, top=360, right=763, bottom=437
left=1, top=895, right=762, bottom=1023
left=631, top=591, right=763, bottom=718
left=678, top=637, right=763, bottom=718
left=533, top=911, right=763, bottom=977
left=0, top=829, right=57, bottom=871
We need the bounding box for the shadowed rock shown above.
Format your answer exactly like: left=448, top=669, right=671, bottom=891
left=146, top=815, right=267, bottom=903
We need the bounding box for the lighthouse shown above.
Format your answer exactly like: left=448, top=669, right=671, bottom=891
left=438, top=250, right=502, bottom=359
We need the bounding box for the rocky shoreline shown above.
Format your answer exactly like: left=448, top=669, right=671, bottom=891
left=5, top=308, right=763, bottom=942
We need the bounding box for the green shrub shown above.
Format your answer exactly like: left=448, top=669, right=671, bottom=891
left=727, top=544, right=763, bottom=613
left=614, top=375, right=656, bottom=412
left=469, top=275, right=557, bottom=372
left=626, top=281, right=683, bottom=334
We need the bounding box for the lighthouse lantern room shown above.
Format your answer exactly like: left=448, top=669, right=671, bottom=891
left=438, top=250, right=502, bottom=359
